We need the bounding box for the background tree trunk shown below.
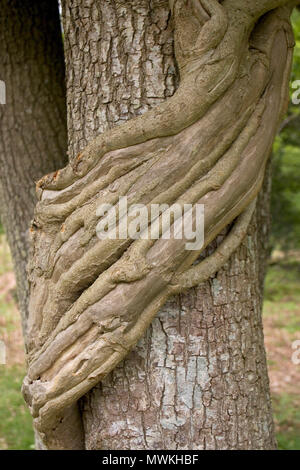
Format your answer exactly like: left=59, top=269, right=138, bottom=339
left=0, top=0, right=67, bottom=333
left=61, top=0, right=276, bottom=450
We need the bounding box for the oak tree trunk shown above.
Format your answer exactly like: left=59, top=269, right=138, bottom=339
left=0, top=0, right=67, bottom=333
left=60, top=0, right=276, bottom=450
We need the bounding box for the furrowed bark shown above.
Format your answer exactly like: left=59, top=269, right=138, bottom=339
left=0, top=0, right=68, bottom=333
left=22, top=0, right=298, bottom=449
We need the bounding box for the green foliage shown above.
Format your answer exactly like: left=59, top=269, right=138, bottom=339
left=0, top=366, right=34, bottom=450
left=263, top=261, right=300, bottom=450
left=291, top=9, right=300, bottom=82
left=273, top=394, right=300, bottom=450
left=271, top=11, right=300, bottom=250
left=264, top=260, right=300, bottom=334
left=265, top=259, right=300, bottom=301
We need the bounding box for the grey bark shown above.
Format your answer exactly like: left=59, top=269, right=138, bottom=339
left=60, top=0, right=276, bottom=450
left=0, top=0, right=67, bottom=333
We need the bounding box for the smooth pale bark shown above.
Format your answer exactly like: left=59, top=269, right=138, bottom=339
left=53, top=0, right=278, bottom=449
left=0, top=0, right=67, bottom=333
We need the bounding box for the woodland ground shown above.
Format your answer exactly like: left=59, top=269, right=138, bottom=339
left=0, top=234, right=299, bottom=450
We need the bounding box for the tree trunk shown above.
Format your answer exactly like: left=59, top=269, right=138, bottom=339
left=0, top=0, right=67, bottom=332
left=58, top=0, right=276, bottom=450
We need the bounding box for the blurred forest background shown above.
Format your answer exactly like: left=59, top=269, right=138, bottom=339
left=0, top=11, right=299, bottom=451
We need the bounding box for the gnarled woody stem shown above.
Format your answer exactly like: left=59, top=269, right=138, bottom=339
left=23, top=0, right=297, bottom=447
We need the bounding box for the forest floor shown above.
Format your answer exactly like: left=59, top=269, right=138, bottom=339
left=0, top=234, right=299, bottom=450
